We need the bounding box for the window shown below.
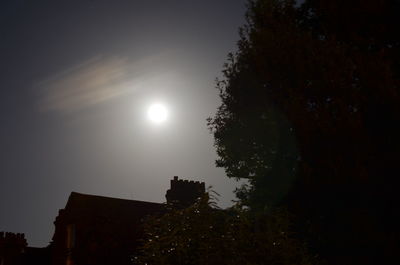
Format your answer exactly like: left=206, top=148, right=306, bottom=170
left=66, top=224, right=76, bottom=249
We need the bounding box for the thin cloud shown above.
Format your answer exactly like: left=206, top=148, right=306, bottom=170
left=35, top=54, right=173, bottom=113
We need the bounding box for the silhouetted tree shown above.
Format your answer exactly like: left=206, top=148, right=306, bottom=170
left=208, top=0, right=400, bottom=264
left=135, top=194, right=313, bottom=265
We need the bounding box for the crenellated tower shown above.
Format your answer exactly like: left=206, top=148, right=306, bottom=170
left=165, top=176, right=206, bottom=207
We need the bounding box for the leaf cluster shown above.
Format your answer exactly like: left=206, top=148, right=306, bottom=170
left=134, top=194, right=314, bottom=265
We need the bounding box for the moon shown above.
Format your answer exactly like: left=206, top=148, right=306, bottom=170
left=147, top=103, right=168, bottom=124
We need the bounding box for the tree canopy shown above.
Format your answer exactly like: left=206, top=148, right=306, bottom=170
left=135, top=194, right=313, bottom=265
left=208, top=0, right=400, bottom=264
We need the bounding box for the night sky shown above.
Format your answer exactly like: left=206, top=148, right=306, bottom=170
left=0, top=0, right=246, bottom=247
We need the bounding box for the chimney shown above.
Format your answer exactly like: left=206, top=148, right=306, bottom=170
left=165, top=176, right=205, bottom=207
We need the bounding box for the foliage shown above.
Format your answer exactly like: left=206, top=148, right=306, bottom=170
left=207, top=1, right=302, bottom=210
left=134, top=194, right=314, bottom=265
left=209, top=0, right=400, bottom=209
left=208, top=0, right=400, bottom=263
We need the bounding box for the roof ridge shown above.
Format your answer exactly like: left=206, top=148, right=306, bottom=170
left=69, top=191, right=163, bottom=205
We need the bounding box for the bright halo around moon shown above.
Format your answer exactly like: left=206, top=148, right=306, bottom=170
left=147, top=103, right=168, bottom=124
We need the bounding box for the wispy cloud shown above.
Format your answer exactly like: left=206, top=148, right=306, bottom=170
left=35, top=54, right=173, bottom=113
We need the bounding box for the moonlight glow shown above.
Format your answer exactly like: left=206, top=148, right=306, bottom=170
left=147, top=103, right=168, bottom=124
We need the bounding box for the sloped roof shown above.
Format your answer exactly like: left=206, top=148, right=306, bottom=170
left=60, top=192, right=165, bottom=223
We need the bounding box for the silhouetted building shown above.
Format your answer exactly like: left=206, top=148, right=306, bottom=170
left=51, top=192, right=164, bottom=265
left=166, top=176, right=206, bottom=207
left=21, top=247, right=51, bottom=265
left=51, top=176, right=205, bottom=265
left=0, top=232, right=51, bottom=265
left=0, top=232, right=27, bottom=265
left=1, top=177, right=204, bottom=265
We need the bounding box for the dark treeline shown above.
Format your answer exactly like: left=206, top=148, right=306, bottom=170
left=138, top=1, right=400, bottom=264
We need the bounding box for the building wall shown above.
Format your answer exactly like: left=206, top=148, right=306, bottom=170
left=51, top=196, right=165, bottom=265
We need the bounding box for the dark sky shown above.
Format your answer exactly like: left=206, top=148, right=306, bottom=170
left=0, top=0, right=246, bottom=247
